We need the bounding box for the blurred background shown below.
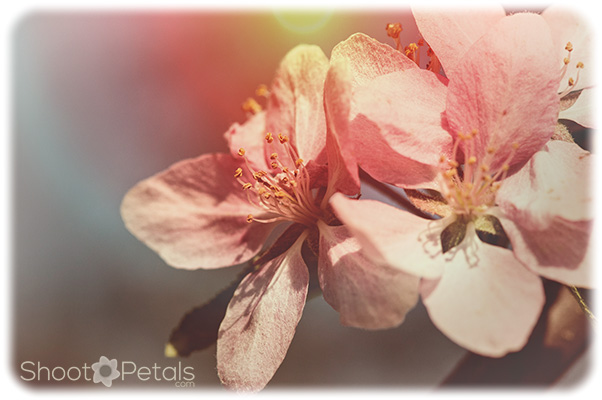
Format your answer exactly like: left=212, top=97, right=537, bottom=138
left=10, top=9, right=590, bottom=391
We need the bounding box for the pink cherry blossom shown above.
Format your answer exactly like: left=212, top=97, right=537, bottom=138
left=121, top=44, right=419, bottom=391
left=413, top=4, right=593, bottom=128
left=331, top=13, right=594, bottom=357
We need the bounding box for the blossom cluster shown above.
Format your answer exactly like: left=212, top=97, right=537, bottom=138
left=121, top=5, right=594, bottom=391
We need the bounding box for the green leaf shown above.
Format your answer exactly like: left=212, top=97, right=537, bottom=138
left=440, top=216, right=468, bottom=253
left=474, top=214, right=510, bottom=249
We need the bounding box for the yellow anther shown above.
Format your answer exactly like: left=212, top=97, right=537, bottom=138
left=481, top=174, right=492, bottom=182
left=501, top=164, right=510, bottom=172
left=271, top=161, right=278, bottom=169
left=568, top=77, right=575, bottom=86
left=444, top=168, right=457, bottom=178
left=480, top=164, right=490, bottom=173
left=487, top=146, right=496, bottom=154
left=282, top=167, right=289, bottom=174
left=385, top=22, right=402, bottom=39
left=238, top=148, right=246, bottom=157
left=511, top=142, right=520, bottom=150
left=263, top=193, right=271, bottom=199
left=565, top=42, right=573, bottom=52
left=281, top=176, right=289, bottom=184
left=253, top=171, right=266, bottom=180
left=275, top=191, right=286, bottom=199
left=265, top=132, right=273, bottom=143
left=564, top=57, right=571, bottom=65
left=255, top=84, right=269, bottom=97
left=296, top=158, right=304, bottom=167
left=458, top=132, right=466, bottom=140
left=467, top=156, right=477, bottom=165
left=470, top=129, right=478, bottom=137
left=449, top=160, right=459, bottom=168
left=270, top=152, right=278, bottom=160
left=278, top=133, right=288, bottom=144
left=247, top=214, right=254, bottom=223
left=242, top=98, right=262, bottom=114
left=576, top=61, right=584, bottom=69
left=465, top=182, right=474, bottom=190
left=242, top=183, right=252, bottom=190
left=439, top=154, right=447, bottom=163
left=234, top=168, right=243, bottom=178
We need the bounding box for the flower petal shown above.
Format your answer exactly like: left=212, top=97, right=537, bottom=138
left=542, top=5, right=593, bottom=92
left=445, top=13, right=560, bottom=172
left=217, top=234, right=309, bottom=392
left=421, top=229, right=545, bottom=357
left=121, top=153, right=275, bottom=269
left=412, top=5, right=506, bottom=76
left=317, top=222, right=420, bottom=329
left=330, top=32, right=417, bottom=89
left=266, top=45, right=329, bottom=164
left=495, top=141, right=592, bottom=287
left=224, top=111, right=269, bottom=171
left=350, top=67, right=452, bottom=187
left=559, top=88, right=594, bottom=128
left=497, top=215, right=592, bottom=288
left=329, top=194, right=446, bottom=278
left=323, top=57, right=360, bottom=198
left=497, top=140, right=593, bottom=226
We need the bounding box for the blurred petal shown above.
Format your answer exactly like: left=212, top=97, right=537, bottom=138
left=323, top=57, right=360, bottom=197
left=350, top=67, right=452, bottom=185
left=412, top=5, right=505, bottom=76
left=317, top=222, right=420, bottom=329
left=559, top=88, right=594, bottom=128
left=217, top=235, right=308, bottom=392
left=224, top=111, right=269, bottom=170
left=266, top=45, right=329, bottom=164
left=121, top=153, right=275, bottom=269
left=542, top=5, right=593, bottom=92
left=421, top=230, right=545, bottom=357
left=330, top=194, right=446, bottom=278
left=446, top=13, right=560, bottom=172
left=330, top=32, right=417, bottom=89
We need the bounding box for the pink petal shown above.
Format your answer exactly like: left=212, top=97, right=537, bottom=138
left=496, top=214, right=592, bottom=288
left=494, top=141, right=593, bottom=287
left=224, top=111, right=269, bottom=171
left=421, top=229, right=545, bottom=357
left=497, top=140, right=593, bottom=227
left=330, top=32, right=417, bottom=89
left=559, top=88, right=594, bottom=128
left=121, top=153, right=275, bottom=269
left=322, top=58, right=360, bottom=198
left=445, top=13, right=560, bottom=173
left=329, top=194, right=447, bottom=279
left=350, top=67, right=452, bottom=187
left=542, top=5, right=593, bottom=92
left=412, top=5, right=506, bottom=76
left=317, top=222, right=420, bottom=329
left=217, top=234, right=309, bottom=392
left=266, top=45, right=329, bottom=165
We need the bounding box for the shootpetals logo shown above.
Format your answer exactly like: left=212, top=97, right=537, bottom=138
left=20, top=356, right=196, bottom=388
left=91, top=356, right=120, bottom=387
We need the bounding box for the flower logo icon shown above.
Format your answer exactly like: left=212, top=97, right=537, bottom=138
left=91, top=356, right=120, bottom=387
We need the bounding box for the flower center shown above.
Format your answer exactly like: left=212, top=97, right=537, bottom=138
left=235, top=132, right=322, bottom=227
left=558, top=41, right=585, bottom=99
left=438, top=129, right=518, bottom=218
